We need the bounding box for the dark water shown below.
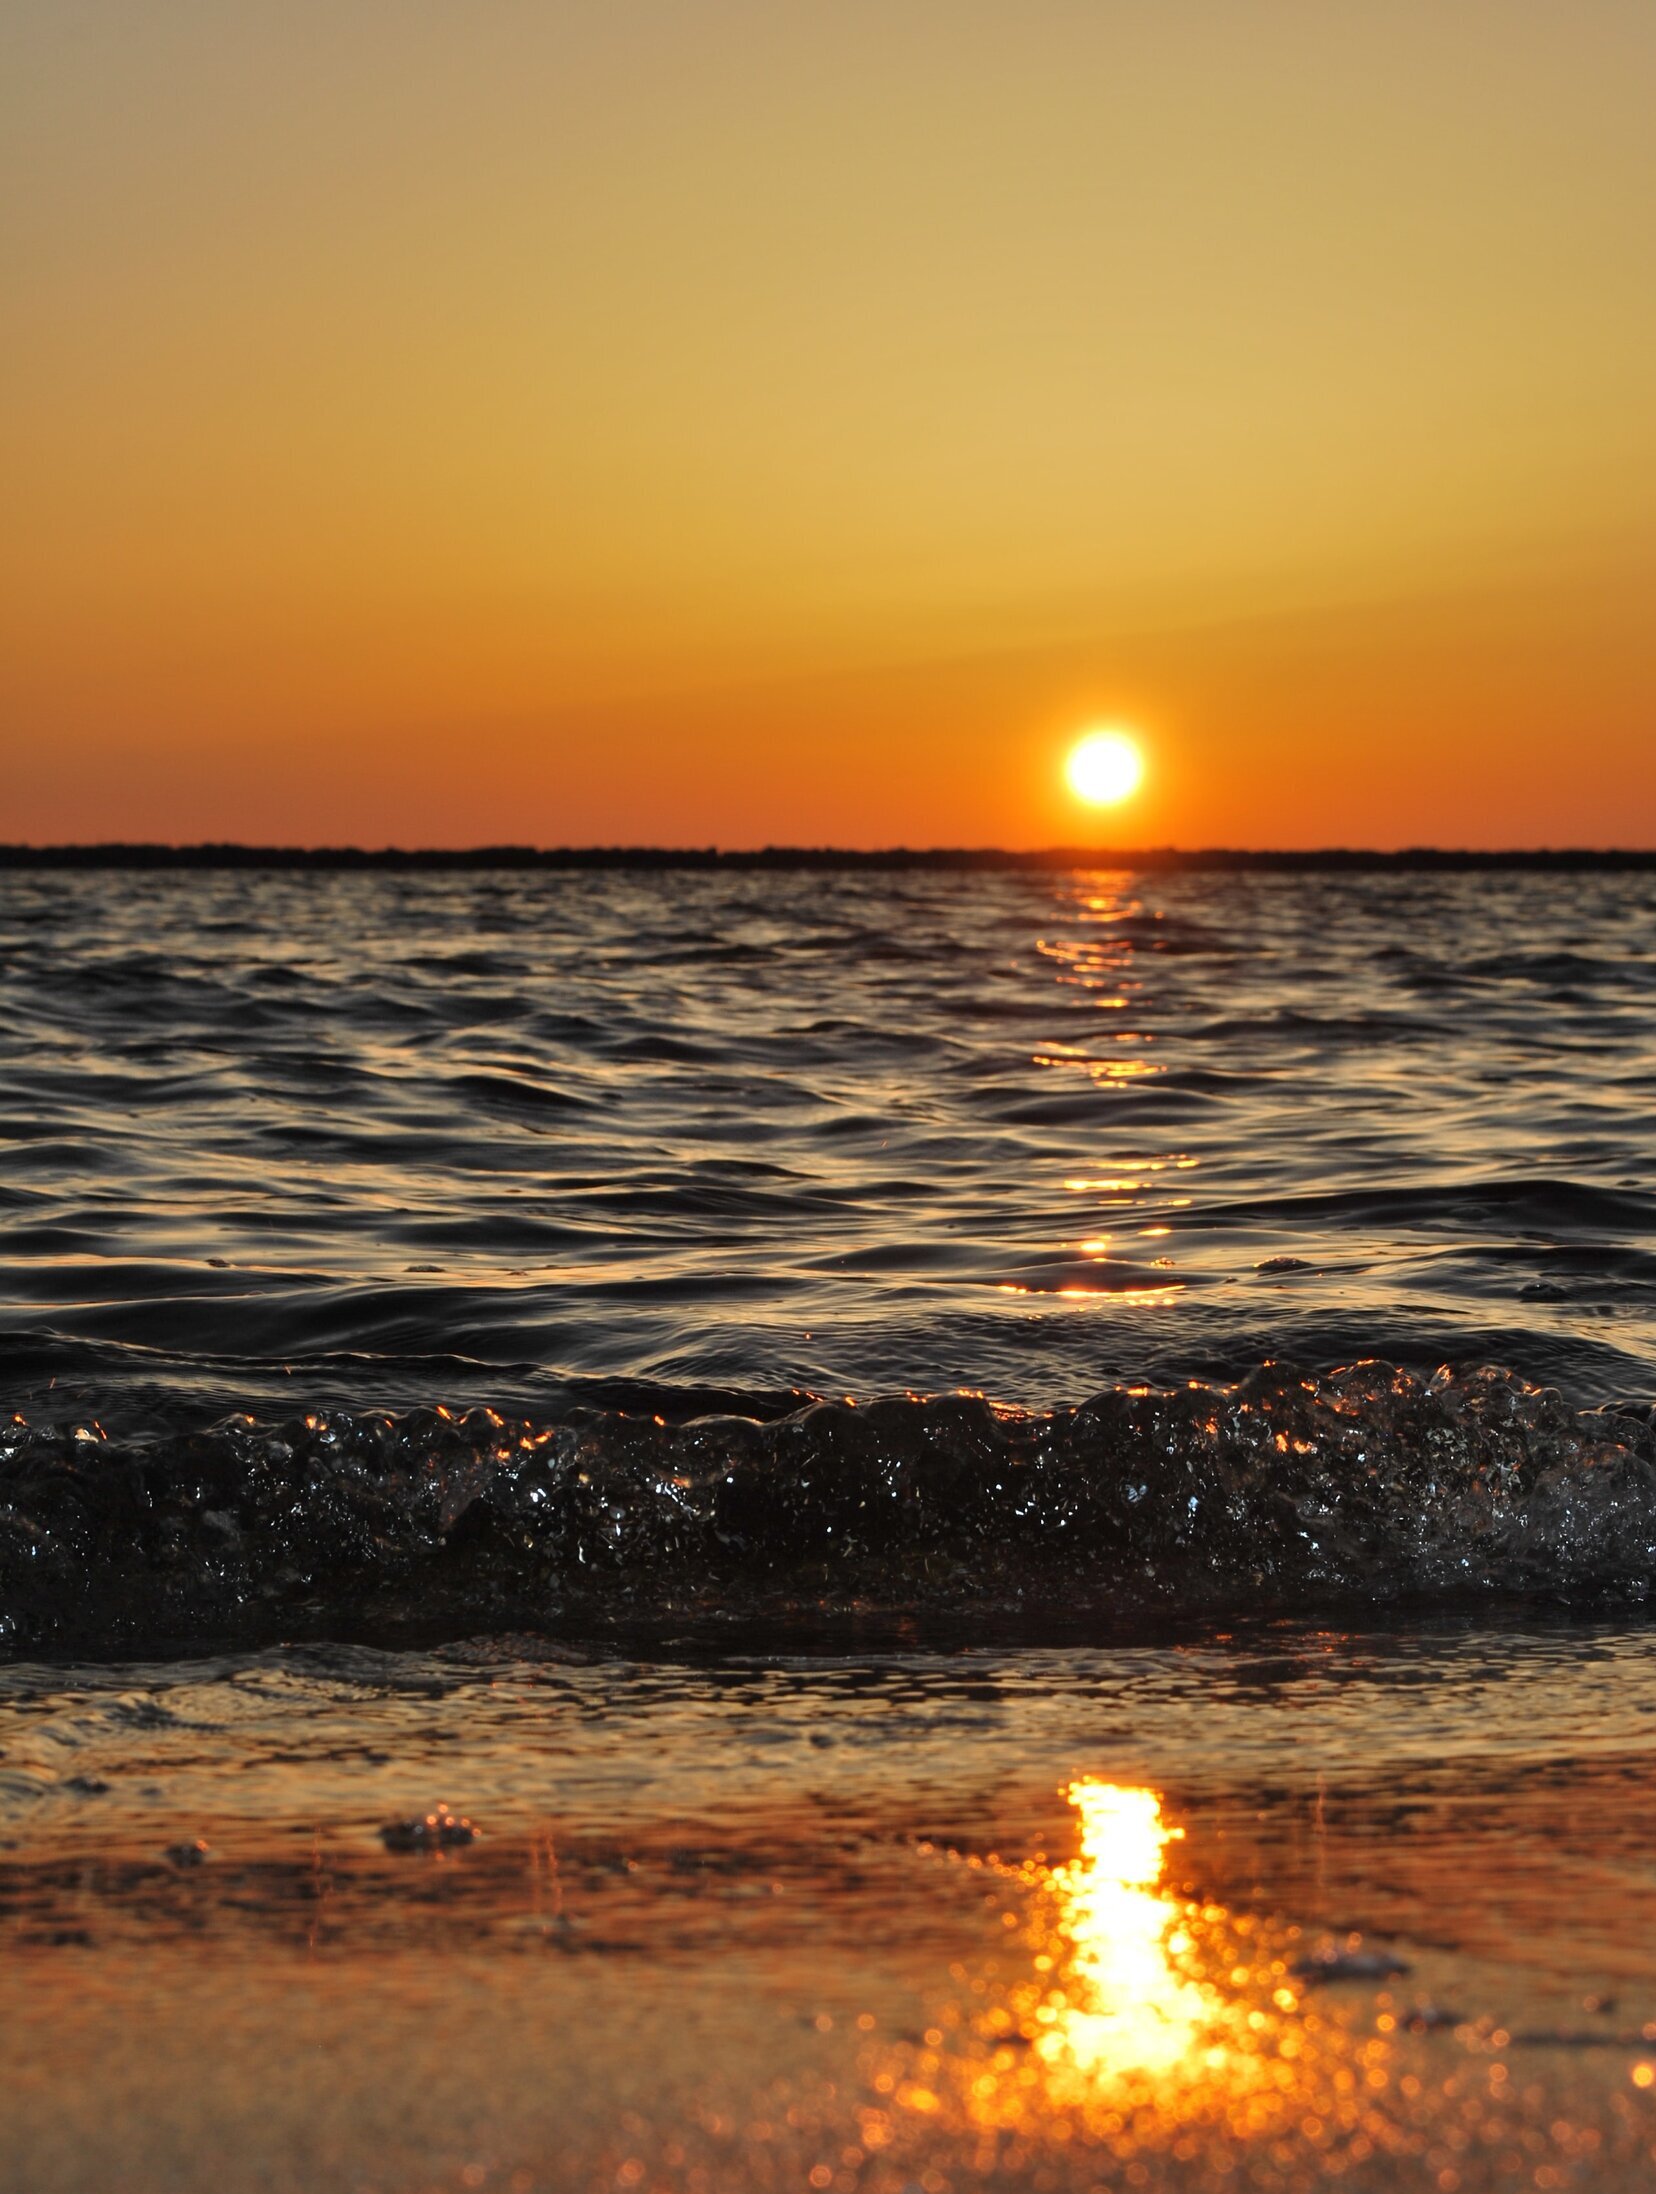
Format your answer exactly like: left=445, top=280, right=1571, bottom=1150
left=4, top=866, right=1656, bottom=1649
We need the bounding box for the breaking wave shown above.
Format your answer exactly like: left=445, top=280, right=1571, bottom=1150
left=4, top=1361, right=1655, bottom=1654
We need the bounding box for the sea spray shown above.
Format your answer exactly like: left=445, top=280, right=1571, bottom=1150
left=4, top=1361, right=1654, bottom=1652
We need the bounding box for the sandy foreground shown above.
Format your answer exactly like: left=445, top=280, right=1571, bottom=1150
left=4, top=1629, right=1656, bottom=2192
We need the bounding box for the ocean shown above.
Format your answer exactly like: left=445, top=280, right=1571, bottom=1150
left=4, top=863, right=1656, bottom=2191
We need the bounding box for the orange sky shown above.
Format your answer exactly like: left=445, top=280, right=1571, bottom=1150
left=4, top=2, right=1653, bottom=847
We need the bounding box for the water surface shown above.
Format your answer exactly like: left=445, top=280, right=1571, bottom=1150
left=6, top=1626, right=1656, bottom=2192
left=5, top=867, right=1653, bottom=1417
left=5, top=867, right=1656, bottom=2189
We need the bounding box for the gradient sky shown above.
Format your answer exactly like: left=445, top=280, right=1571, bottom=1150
left=4, top=0, right=1653, bottom=847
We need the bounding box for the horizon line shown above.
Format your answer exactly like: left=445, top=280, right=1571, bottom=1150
left=3, top=842, right=1655, bottom=873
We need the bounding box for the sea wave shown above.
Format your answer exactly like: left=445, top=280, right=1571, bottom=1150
left=7, top=867, right=1656, bottom=1411
left=4, top=1360, right=1654, bottom=1654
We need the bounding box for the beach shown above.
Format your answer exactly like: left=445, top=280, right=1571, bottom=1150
left=4, top=864, right=1656, bottom=2189
left=8, top=1625, right=1656, bottom=2192
left=9, top=0, right=1656, bottom=2177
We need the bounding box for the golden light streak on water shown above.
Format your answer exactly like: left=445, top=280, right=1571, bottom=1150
left=1033, top=1782, right=1215, bottom=2083
left=873, top=1779, right=1450, bottom=2177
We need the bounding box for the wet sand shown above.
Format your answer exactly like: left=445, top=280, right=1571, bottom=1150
left=5, top=1628, right=1656, bottom=2192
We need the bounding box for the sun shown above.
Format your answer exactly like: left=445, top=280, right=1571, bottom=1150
left=1065, top=728, right=1145, bottom=807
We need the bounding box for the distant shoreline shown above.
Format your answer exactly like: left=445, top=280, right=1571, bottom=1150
left=2, top=843, right=1654, bottom=873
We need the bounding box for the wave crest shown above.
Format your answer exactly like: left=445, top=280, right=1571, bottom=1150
left=3, top=1361, right=1654, bottom=1652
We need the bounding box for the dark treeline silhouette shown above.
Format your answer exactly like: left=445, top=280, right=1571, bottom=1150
left=1, top=843, right=1654, bottom=873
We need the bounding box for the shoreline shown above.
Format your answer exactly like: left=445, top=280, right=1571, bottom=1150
left=7, top=1631, right=1656, bottom=2193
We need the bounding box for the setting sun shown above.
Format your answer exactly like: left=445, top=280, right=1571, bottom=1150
left=1065, top=729, right=1146, bottom=808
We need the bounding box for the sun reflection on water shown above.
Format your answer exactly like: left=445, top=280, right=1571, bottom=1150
left=1033, top=1782, right=1217, bottom=2085
left=1031, top=876, right=1200, bottom=1300
left=855, top=1777, right=1644, bottom=2186
left=876, top=1778, right=1411, bottom=2170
